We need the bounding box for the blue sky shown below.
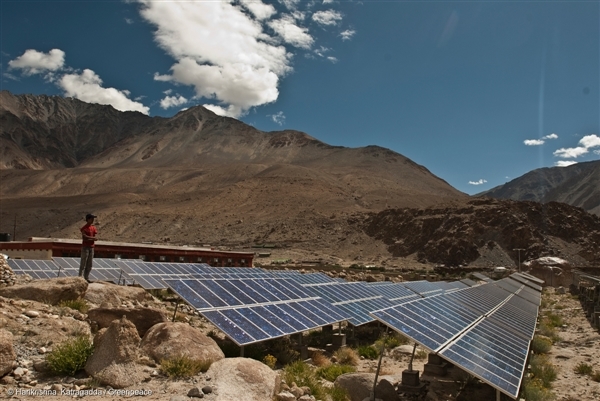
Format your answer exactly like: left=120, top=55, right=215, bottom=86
left=2, top=0, right=599, bottom=195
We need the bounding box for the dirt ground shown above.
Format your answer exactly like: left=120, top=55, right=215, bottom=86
left=0, top=282, right=599, bottom=401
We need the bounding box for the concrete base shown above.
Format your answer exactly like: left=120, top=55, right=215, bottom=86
left=401, top=369, right=420, bottom=387
left=322, top=324, right=334, bottom=334
left=298, top=345, right=308, bottom=360
left=423, top=353, right=449, bottom=376
left=332, top=333, right=346, bottom=351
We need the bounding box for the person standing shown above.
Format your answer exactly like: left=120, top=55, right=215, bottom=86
left=79, top=213, right=98, bottom=282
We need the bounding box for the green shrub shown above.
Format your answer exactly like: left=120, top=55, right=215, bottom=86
left=530, top=355, right=557, bottom=388
left=374, top=333, right=409, bottom=351
left=574, top=362, right=593, bottom=375
left=357, top=345, right=378, bottom=360
left=415, top=349, right=428, bottom=360
left=531, top=336, right=552, bottom=354
left=283, top=361, right=349, bottom=401
left=334, top=347, right=359, bottom=366
left=262, top=354, right=277, bottom=369
left=160, top=355, right=212, bottom=378
left=57, top=299, right=89, bottom=313
left=543, top=313, right=564, bottom=328
left=520, top=378, right=556, bottom=401
left=316, top=364, right=356, bottom=382
left=46, top=336, right=94, bottom=376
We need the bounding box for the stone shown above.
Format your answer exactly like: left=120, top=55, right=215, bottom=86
left=24, top=310, right=40, bottom=318
left=334, top=373, right=399, bottom=401
left=0, top=277, right=88, bottom=305
left=33, top=359, right=48, bottom=373
left=391, top=345, right=417, bottom=358
left=0, top=375, right=15, bottom=385
left=85, top=316, right=145, bottom=388
left=188, top=386, right=205, bottom=398
left=0, top=329, right=16, bottom=377
left=88, top=307, right=168, bottom=337
left=298, top=396, right=316, bottom=401
left=170, top=397, right=190, bottom=401
left=277, top=391, right=297, bottom=401
left=202, top=385, right=213, bottom=394
left=13, top=367, right=25, bottom=378
left=290, top=384, right=304, bottom=398
left=141, top=322, right=224, bottom=363
left=206, top=357, right=281, bottom=401
left=51, top=384, right=62, bottom=392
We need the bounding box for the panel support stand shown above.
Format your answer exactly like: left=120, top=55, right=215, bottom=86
left=240, top=346, right=244, bottom=357
left=172, top=301, right=179, bottom=322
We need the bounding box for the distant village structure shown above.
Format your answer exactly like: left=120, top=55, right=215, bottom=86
left=0, top=237, right=254, bottom=267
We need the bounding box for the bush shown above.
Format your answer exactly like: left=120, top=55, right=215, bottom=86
left=262, top=354, right=277, bottom=369
left=520, top=378, right=556, bottom=401
left=46, top=336, right=94, bottom=376
left=311, top=351, right=331, bottom=367
left=574, top=362, right=593, bottom=375
left=57, top=299, right=89, bottom=313
left=374, top=333, right=408, bottom=351
left=357, top=345, right=378, bottom=360
left=531, top=336, right=552, bottom=354
left=283, top=361, right=350, bottom=401
left=543, top=313, right=564, bottom=328
left=334, top=347, right=359, bottom=366
left=160, top=355, right=212, bottom=378
left=530, top=355, right=557, bottom=388
left=316, top=364, right=356, bottom=381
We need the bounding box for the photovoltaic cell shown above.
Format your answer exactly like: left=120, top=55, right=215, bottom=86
left=473, top=272, right=493, bottom=282
left=366, top=282, right=421, bottom=303
left=8, top=259, right=62, bottom=279
left=509, top=274, right=543, bottom=292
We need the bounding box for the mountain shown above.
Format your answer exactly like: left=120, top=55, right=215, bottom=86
left=0, top=91, right=469, bottom=264
left=478, top=160, right=600, bottom=216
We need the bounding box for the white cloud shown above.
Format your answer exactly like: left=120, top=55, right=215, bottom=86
left=553, top=146, right=588, bottom=158
left=163, top=89, right=173, bottom=95
left=312, top=10, right=343, bottom=26
left=340, top=29, right=356, bottom=41
left=138, top=1, right=294, bottom=118
left=468, top=179, right=487, bottom=185
left=279, top=0, right=301, bottom=10
left=160, top=95, right=188, bottom=109
left=125, top=18, right=134, bottom=24
left=59, top=69, right=150, bottom=115
left=323, top=0, right=335, bottom=3
left=269, top=111, right=286, bottom=125
left=523, top=133, right=558, bottom=146
left=553, top=134, right=600, bottom=159
left=239, top=0, right=276, bottom=20
left=8, top=49, right=65, bottom=75
left=554, top=161, right=578, bottom=167
left=327, top=56, right=338, bottom=63
left=268, top=15, right=314, bottom=49
left=203, top=103, right=243, bottom=118
left=580, top=134, right=600, bottom=149
left=594, top=149, right=600, bottom=155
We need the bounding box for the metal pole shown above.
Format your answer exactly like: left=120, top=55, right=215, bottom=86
left=371, top=332, right=388, bottom=401
left=57, top=266, right=63, bottom=278
left=513, top=248, right=524, bottom=273
left=496, top=389, right=501, bottom=401
left=240, top=346, right=245, bottom=357
left=408, top=343, right=417, bottom=371
left=172, top=301, right=179, bottom=322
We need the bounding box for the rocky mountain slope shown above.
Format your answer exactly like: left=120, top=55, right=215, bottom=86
left=363, top=198, right=600, bottom=267
left=478, top=160, right=600, bottom=216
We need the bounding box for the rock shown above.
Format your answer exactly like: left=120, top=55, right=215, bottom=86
left=24, top=310, right=40, bottom=318
left=0, top=375, right=15, bottom=384
left=85, top=316, right=145, bottom=388
left=206, top=357, right=281, bottom=401
left=170, top=397, right=190, bottom=401
left=391, top=345, right=417, bottom=358
left=290, top=384, right=304, bottom=398
left=334, top=373, right=399, bottom=401
left=298, top=396, right=316, bottom=401
left=33, top=359, right=48, bottom=373
left=0, top=277, right=88, bottom=305
left=0, top=329, right=16, bottom=377
left=13, top=367, right=25, bottom=378
left=141, top=322, right=224, bottom=363
left=88, top=307, right=168, bottom=337
left=188, top=386, right=205, bottom=398
left=51, top=384, right=62, bottom=392
left=202, top=385, right=213, bottom=394
left=277, top=391, right=297, bottom=401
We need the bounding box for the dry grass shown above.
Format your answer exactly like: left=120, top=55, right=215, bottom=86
left=333, top=347, right=359, bottom=367
left=311, top=351, right=331, bottom=367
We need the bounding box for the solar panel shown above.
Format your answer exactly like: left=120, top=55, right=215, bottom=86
left=111, top=260, right=220, bottom=289
left=439, top=317, right=530, bottom=398
left=402, top=280, right=445, bottom=296
left=473, top=272, right=494, bottom=282
left=165, top=278, right=348, bottom=346
left=515, top=272, right=544, bottom=285
left=53, top=257, right=129, bottom=284
left=7, top=259, right=62, bottom=279
left=366, top=282, right=422, bottom=303
left=460, top=278, right=479, bottom=287
left=301, top=282, right=396, bottom=326
left=370, top=279, right=540, bottom=399
left=275, top=272, right=337, bottom=285
left=509, top=273, right=543, bottom=292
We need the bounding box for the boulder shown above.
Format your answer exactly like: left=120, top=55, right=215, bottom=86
left=141, top=322, right=224, bottom=363
left=206, top=357, right=280, bottom=401
left=334, top=373, right=399, bottom=401
left=84, top=283, right=122, bottom=307
left=0, top=329, right=16, bottom=377
left=85, top=316, right=145, bottom=388
left=88, top=307, right=168, bottom=337
left=0, top=277, right=87, bottom=305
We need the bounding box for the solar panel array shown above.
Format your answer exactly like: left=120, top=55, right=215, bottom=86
left=473, top=272, right=494, bottom=282
left=7, top=259, right=65, bottom=279
left=371, top=279, right=541, bottom=399
left=165, top=277, right=348, bottom=346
